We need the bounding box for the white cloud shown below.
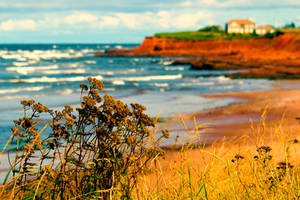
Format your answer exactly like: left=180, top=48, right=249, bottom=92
left=0, top=10, right=214, bottom=32
left=180, top=0, right=300, bottom=8
left=0, top=19, right=36, bottom=31
left=156, top=11, right=171, bottom=28
left=63, top=12, right=98, bottom=25
left=115, top=13, right=139, bottom=29
left=98, top=16, right=120, bottom=28
left=104, top=10, right=213, bottom=29
left=171, top=11, right=212, bottom=29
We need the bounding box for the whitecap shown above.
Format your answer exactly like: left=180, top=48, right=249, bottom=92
left=149, top=83, right=169, bottom=87
left=12, top=62, right=29, bottom=67
left=0, top=86, right=48, bottom=94
left=164, top=66, right=184, bottom=71
left=84, top=60, right=97, bottom=64
left=216, top=76, right=230, bottom=82
left=9, top=75, right=103, bottom=83
left=112, top=80, right=125, bottom=85
left=68, top=63, right=80, bottom=68
left=118, top=74, right=182, bottom=82
left=42, top=69, right=86, bottom=75
left=159, top=60, right=173, bottom=66
left=115, top=45, right=122, bottom=49
left=56, top=89, right=74, bottom=95
left=6, top=65, right=59, bottom=75
left=104, top=71, right=114, bottom=75
left=177, top=82, right=214, bottom=86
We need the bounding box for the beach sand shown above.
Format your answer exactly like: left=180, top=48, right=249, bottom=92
left=159, top=80, right=300, bottom=146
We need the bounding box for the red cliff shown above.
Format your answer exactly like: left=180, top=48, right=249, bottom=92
left=96, top=33, right=300, bottom=79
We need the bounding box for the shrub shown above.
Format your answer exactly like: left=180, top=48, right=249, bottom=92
left=2, top=78, right=166, bottom=199
left=198, top=25, right=224, bottom=33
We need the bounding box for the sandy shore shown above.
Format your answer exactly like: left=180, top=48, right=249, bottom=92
left=159, top=80, right=300, bottom=145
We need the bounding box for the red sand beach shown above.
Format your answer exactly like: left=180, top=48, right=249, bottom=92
left=159, top=80, right=300, bottom=145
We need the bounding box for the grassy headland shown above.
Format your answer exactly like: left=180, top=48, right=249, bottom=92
left=96, top=27, right=300, bottom=80
left=154, top=30, right=269, bottom=41
left=1, top=79, right=300, bottom=199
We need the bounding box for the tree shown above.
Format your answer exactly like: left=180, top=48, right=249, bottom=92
left=198, top=25, right=224, bottom=33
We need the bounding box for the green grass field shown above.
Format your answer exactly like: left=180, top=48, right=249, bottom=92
left=154, top=31, right=266, bottom=41
left=280, top=28, right=300, bottom=33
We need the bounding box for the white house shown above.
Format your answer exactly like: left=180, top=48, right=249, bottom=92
left=226, top=19, right=256, bottom=34
left=255, top=25, right=276, bottom=35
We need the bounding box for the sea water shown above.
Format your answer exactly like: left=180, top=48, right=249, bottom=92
left=0, top=43, right=273, bottom=149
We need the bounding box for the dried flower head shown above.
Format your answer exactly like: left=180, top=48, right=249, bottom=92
left=162, top=129, right=170, bottom=139
left=257, top=146, right=272, bottom=154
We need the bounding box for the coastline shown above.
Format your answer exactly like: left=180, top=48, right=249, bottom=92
left=159, top=80, right=300, bottom=146
left=96, top=33, right=300, bottom=79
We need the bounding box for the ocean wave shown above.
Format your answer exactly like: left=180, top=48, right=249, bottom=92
left=41, top=69, right=86, bottom=75
left=103, top=69, right=136, bottom=76
left=164, top=66, right=185, bottom=71
left=6, top=65, right=59, bottom=75
left=214, top=76, right=230, bottom=82
left=177, top=82, right=215, bottom=86
left=149, top=83, right=169, bottom=87
left=84, top=60, right=97, bottom=64
left=1, top=49, right=88, bottom=62
left=0, top=86, right=48, bottom=94
left=68, top=63, right=81, bottom=68
left=118, top=74, right=182, bottom=82
left=159, top=60, right=173, bottom=66
left=55, top=89, right=74, bottom=95
left=112, top=80, right=125, bottom=85
left=114, top=45, right=123, bottom=49
left=8, top=75, right=103, bottom=83
left=0, top=94, right=33, bottom=100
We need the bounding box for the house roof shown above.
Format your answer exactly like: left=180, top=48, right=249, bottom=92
left=227, top=19, right=256, bottom=25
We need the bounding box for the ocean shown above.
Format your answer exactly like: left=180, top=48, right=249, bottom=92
left=0, top=43, right=274, bottom=149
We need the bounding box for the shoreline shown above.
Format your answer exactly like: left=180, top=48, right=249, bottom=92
left=159, top=80, right=300, bottom=147
left=96, top=33, right=300, bottom=79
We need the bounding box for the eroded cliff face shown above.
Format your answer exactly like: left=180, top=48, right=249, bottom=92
left=96, top=33, right=300, bottom=79
left=136, top=34, right=300, bottom=59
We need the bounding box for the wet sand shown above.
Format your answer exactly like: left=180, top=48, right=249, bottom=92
left=159, top=80, right=300, bottom=145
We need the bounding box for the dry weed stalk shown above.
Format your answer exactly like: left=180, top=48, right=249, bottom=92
left=1, top=78, right=166, bottom=199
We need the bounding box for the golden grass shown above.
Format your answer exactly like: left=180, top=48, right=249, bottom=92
left=0, top=80, right=299, bottom=199
left=134, top=113, right=300, bottom=199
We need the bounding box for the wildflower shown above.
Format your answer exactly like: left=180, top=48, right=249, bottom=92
left=80, top=83, right=88, bottom=91
left=83, top=96, right=96, bottom=108
left=162, top=129, right=170, bottom=139
left=65, top=116, right=74, bottom=126
left=23, top=117, right=34, bottom=128
left=131, top=103, right=146, bottom=111
left=33, top=102, right=48, bottom=113
left=64, top=105, right=73, bottom=114
left=276, top=162, right=294, bottom=170
left=289, top=139, right=299, bottom=144
left=257, top=146, right=272, bottom=154
left=232, top=154, right=244, bottom=163
left=21, top=99, right=35, bottom=107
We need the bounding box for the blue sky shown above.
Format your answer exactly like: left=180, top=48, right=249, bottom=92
left=0, top=0, right=299, bottom=43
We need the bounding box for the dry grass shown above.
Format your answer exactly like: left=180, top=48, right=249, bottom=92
left=135, top=112, right=300, bottom=199
left=0, top=79, right=299, bottom=199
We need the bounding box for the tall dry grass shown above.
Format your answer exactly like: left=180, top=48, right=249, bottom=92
left=0, top=78, right=299, bottom=199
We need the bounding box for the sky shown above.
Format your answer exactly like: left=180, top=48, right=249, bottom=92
left=0, top=0, right=299, bottom=43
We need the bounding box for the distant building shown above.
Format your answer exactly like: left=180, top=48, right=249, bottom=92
left=225, top=19, right=256, bottom=34
left=255, top=25, right=276, bottom=35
